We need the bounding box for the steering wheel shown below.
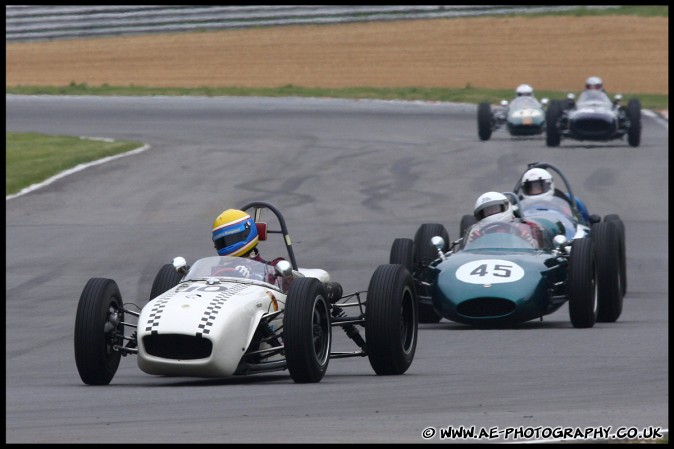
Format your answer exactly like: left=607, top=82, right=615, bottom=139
left=480, top=222, right=516, bottom=235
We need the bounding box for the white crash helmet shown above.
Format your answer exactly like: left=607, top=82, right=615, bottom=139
left=521, top=168, right=555, bottom=199
left=516, top=84, right=534, bottom=97
left=585, top=76, right=603, bottom=90
left=473, top=192, right=514, bottom=223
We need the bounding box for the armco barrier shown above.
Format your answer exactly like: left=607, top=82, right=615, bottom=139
left=6, top=5, right=619, bottom=42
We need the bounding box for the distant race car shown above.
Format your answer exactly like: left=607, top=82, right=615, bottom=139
left=75, top=201, right=418, bottom=385
left=545, top=90, right=641, bottom=147
left=477, top=95, right=548, bottom=141
left=390, top=185, right=625, bottom=327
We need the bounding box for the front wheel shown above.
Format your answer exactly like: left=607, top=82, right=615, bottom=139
left=414, top=223, right=448, bottom=323
left=150, top=263, right=184, bottom=300
left=545, top=100, right=562, bottom=147
left=389, top=238, right=415, bottom=274
left=74, top=278, right=125, bottom=385
left=626, top=98, right=641, bottom=147
left=284, top=278, right=331, bottom=383
left=365, top=264, right=418, bottom=375
left=460, top=214, right=477, bottom=238
left=477, top=102, right=493, bottom=141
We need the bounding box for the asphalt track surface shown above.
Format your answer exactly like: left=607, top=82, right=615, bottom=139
left=5, top=95, right=668, bottom=443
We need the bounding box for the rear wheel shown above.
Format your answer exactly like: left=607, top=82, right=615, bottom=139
left=74, top=278, right=125, bottom=385
left=414, top=223, right=448, bottom=323
left=477, top=102, right=493, bottom=141
left=545, top=100, right=562, bottom=147
left=593, top=222, right=623, bottom=322
left=604, top=214, right=627, bottom=297
left=150, top=263, right=184, bottom=300
left=626, top=98, right=641, bottom=147
left=568, top=239, right=597, bottom=328
left=365, top=264, right=417, bottom=375
left=284, top=278, right=331, bottom=383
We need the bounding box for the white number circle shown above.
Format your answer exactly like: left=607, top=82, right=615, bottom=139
left=455, top=259, right=525, bottom=284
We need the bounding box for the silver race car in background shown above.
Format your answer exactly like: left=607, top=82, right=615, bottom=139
left=545, top=90, right=641, bottom=147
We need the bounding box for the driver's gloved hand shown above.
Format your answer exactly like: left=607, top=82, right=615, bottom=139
left=235, top=265, right=251, bottom=278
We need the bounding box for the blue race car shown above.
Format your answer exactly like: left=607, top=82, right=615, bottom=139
left=512, top=161, right=627, bottom=310
left=390, top=216, right=601, bottom=328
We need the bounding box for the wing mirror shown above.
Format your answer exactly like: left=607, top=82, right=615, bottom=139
left=541, top=98, right=549, bottom=106
left=274, top=260, right=293, bottom=278
left=431, top=236, right=447, bottom=261
left=552, top=235, right=568, bottom=253
left=500, top=100, right=509, bottom=107
left=172, top=256, right=190, bottom=275
left=566, top=93, right=576, bottom=100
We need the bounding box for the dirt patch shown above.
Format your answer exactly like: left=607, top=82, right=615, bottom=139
left=5, top=15, right=668, bottom=94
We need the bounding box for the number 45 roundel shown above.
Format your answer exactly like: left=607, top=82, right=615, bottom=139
left=455, top=259, right=525, bottom=284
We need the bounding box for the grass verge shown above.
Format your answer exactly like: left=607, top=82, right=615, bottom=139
left=6, top=132, right=143, bottom=196
left=6, top=84, right=668, bottom=111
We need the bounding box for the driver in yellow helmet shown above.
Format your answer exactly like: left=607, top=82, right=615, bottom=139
left=211, top=209, right=286, bottom=280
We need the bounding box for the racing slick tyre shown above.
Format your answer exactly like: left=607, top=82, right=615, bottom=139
left=365, top=264, right=418, bottom=375
left=460, top=214, right=477, bottom=237
left=150, top=263, right=183, bottom=300
left=593, top=222, right=623, bottom=323
left=414, top=223, right=449, bottom=323
left=390, top=238, right=415, bottom=274
left=284, top=278, right=331, bottom=383
left=604, top=214, right=627, bottom=297
left=568, top=238, right=597, bottom=328
left=414, top=223, right=449, bottom=266
left=74, top=278, right=125, bottom=385
left=545, top=100, right=563, bottom=147
left=477, top=102, right=493, bottom=141
left=626, top=98, right=641, bottom=147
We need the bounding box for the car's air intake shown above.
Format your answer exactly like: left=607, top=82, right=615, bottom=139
left=457, top=297, right=516, bottom=318
left=143, top=334, right=213, bottom=360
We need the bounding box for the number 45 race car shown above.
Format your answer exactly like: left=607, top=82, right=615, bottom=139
left=74, top=201, right=418, bottom=385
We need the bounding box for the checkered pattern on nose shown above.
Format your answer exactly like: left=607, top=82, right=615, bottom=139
left=145, top=296, right=171, bottom=333
left=197, top=284, right=249, bottom=337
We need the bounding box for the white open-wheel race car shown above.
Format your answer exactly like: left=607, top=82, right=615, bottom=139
left=74, top=201, right=418, bottom=385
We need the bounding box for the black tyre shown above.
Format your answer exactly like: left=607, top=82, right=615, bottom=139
left=150, top=263, right=184, bottom=300
left=414, top=223, right=448, bottom=323
left=568, top=238, right=597, bottom=328
left=604, top=214, right=627, bottom=297
left=477, top=102, right=493, bottom=141
left=545, top=100, right=562, bottom=147
left=460, top=214, right=477, bottom=238
left=74, top=278, right=125, bottom=385
left=284, top=278, right=331, bottom=383
left=414, top=223, right=449, bottom=266
left=365, top=264, right=418, bottom=375
left=389, top=238, right=415, bottom=273
left=593, top=222, right=623, bottom=322
left=626, top=98, right=641, bottom=147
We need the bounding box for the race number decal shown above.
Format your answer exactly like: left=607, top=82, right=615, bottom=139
left=455, top=259, right=524, bottom=284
